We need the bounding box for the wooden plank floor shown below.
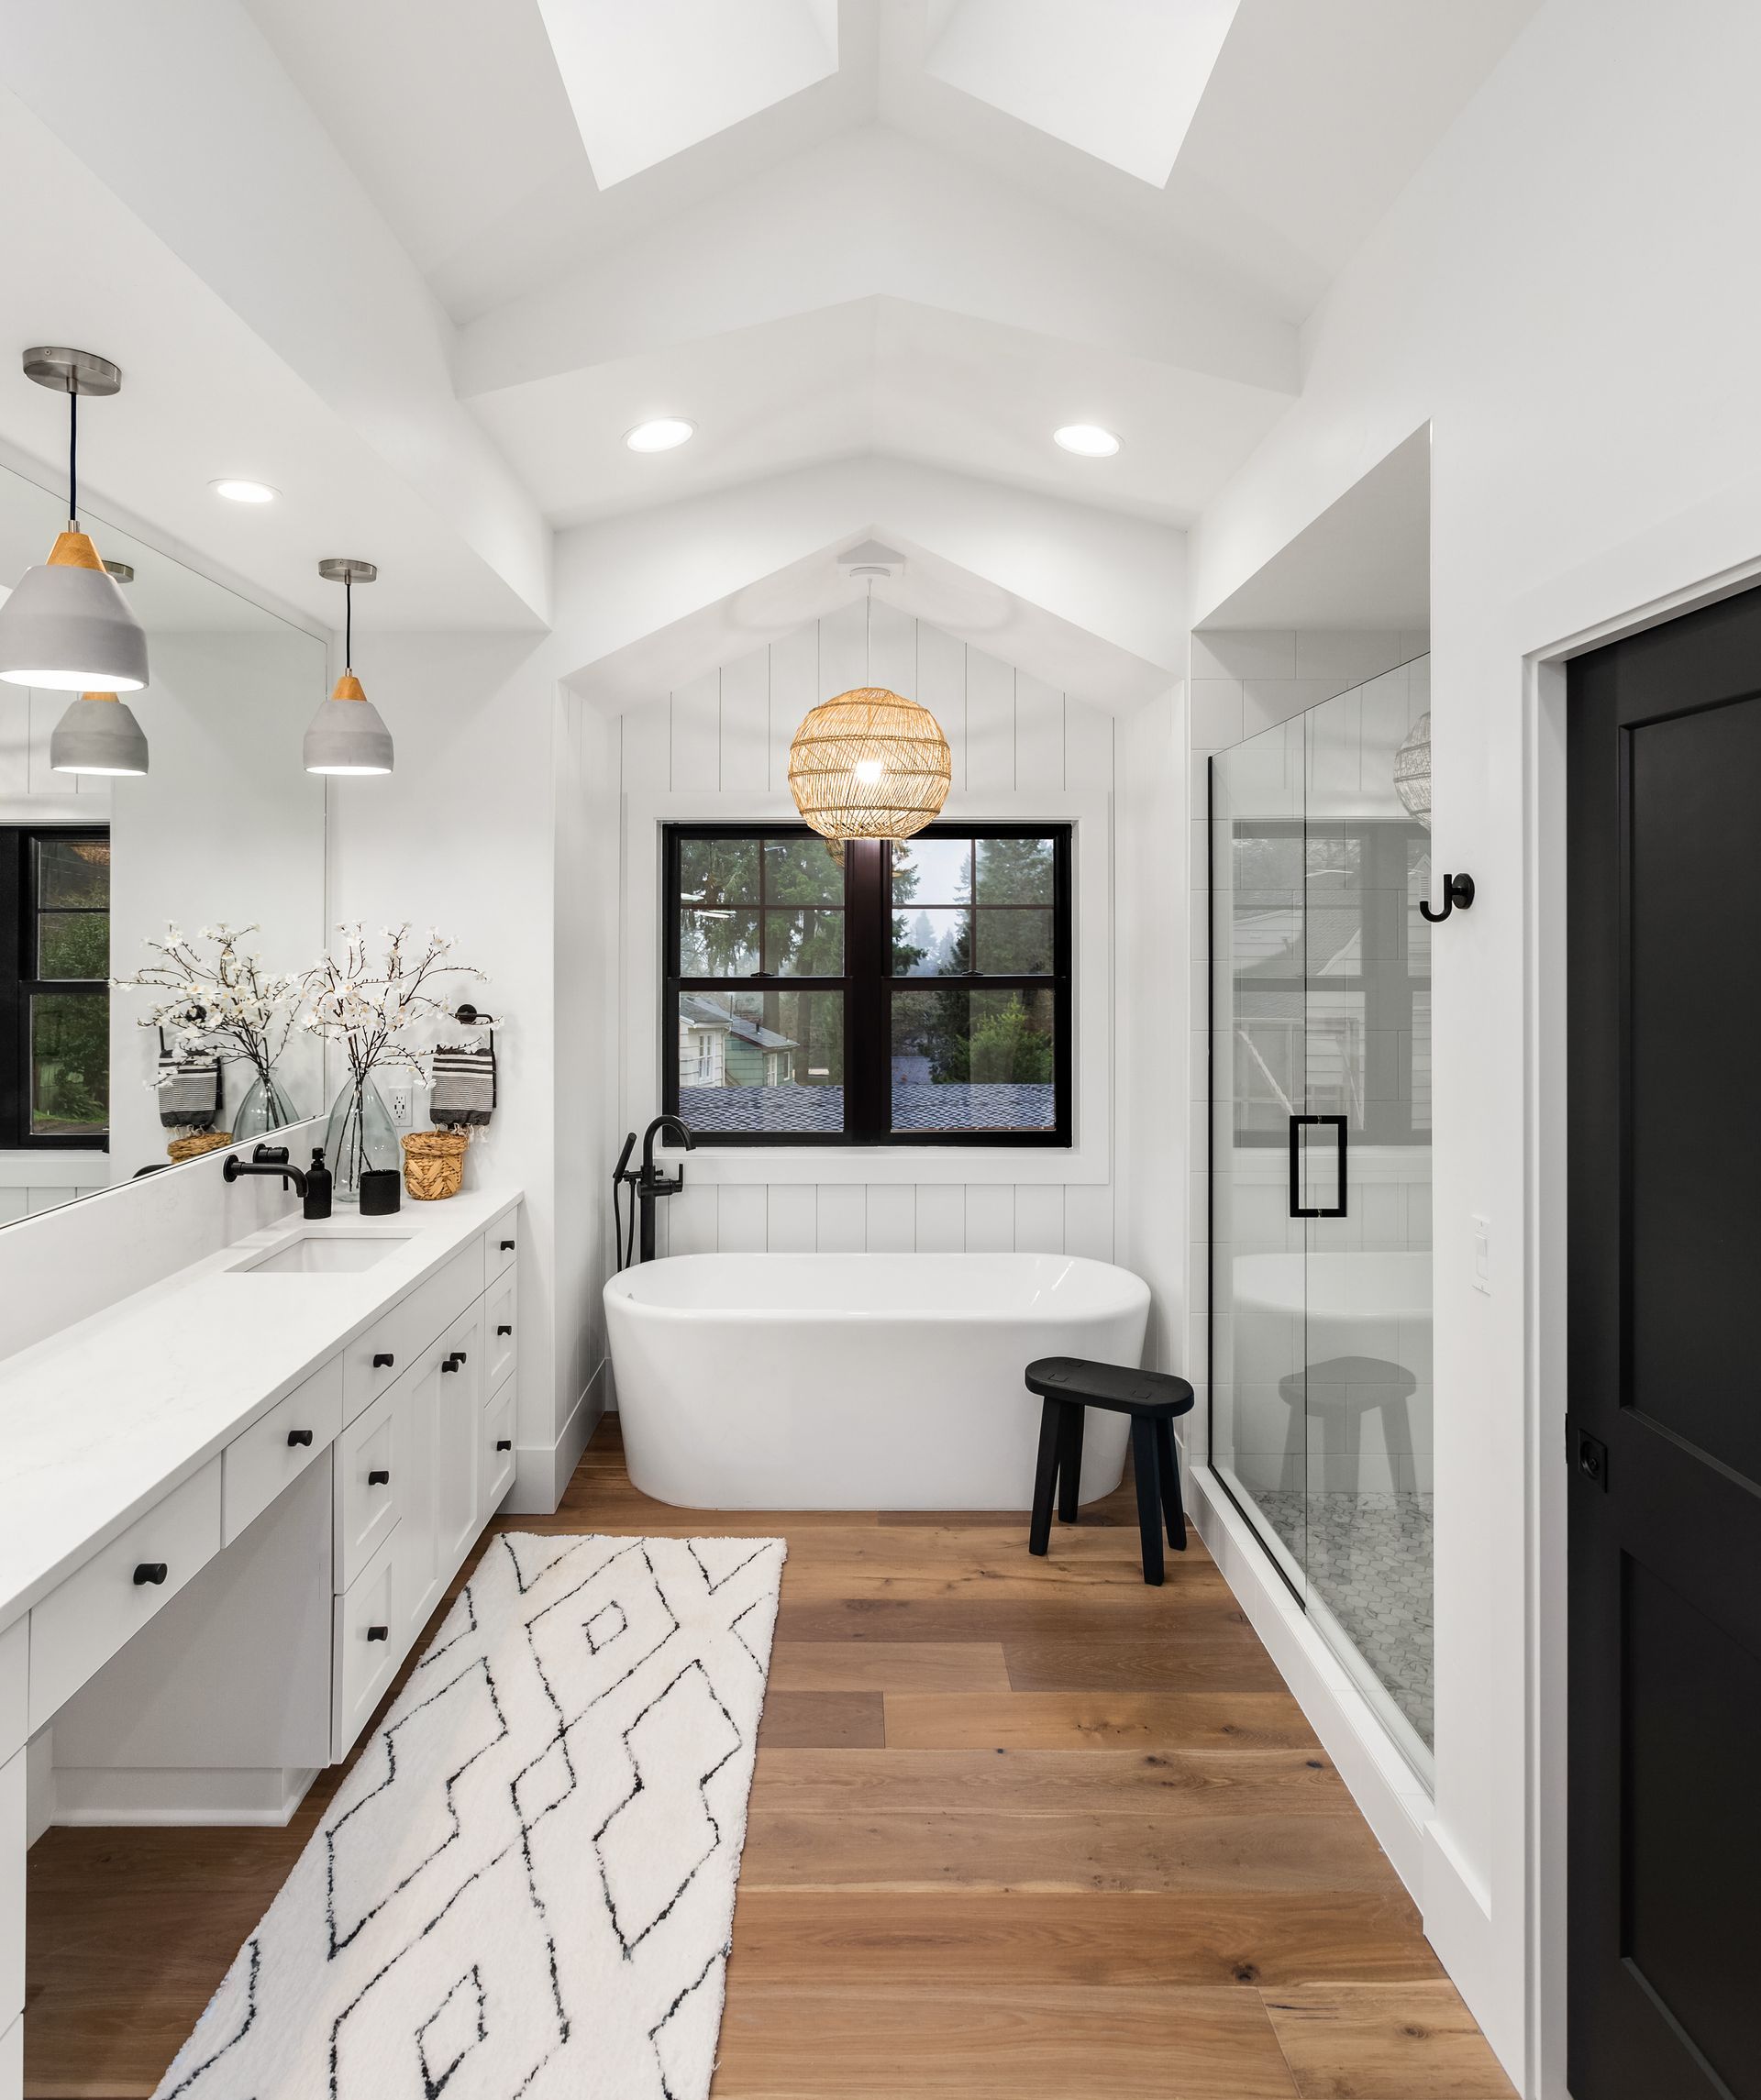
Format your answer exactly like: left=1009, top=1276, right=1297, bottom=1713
left=24, top=1417, right=1515, bottom=2099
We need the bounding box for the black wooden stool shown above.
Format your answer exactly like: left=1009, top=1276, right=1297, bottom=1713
left=1025, top=1356, right=1195, bottom=1586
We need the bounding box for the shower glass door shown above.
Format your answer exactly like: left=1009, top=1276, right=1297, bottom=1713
left=1210, top=661, right=1434, bottom=1783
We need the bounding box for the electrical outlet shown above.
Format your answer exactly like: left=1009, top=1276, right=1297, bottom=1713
left=387, top=1082, right=412, bottom=1129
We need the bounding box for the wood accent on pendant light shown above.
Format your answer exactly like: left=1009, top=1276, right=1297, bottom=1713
left=47, top=529, right=105, bottom=570
left=330, top=672, right=368, bottom=702
left=788, top=684, right=953, bottom=841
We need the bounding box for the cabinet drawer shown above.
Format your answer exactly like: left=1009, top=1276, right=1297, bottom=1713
left=486, top=1206, right=519, bottom=1285
left=1, top=1749, right=21, bottom=2030
left=29, top=1459, right=222, bottom=1730
left=335, top=1378, right=407, bottom=1591
left=224, top=1355, right=344, bottom=1545
left=482, top=1376, right=516, bottom=1520
left=340, top=1298, right=416, bottom=1426
left=332, top=1525, right=402, bottom=1763
left=485, top=1266, right=517, bottom=1393
left=403, top=1239, right=485, bottom=1361
left=0, top=1621, right=24, bottom=1767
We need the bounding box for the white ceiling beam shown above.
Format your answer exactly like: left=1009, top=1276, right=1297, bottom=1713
left=455, top=127, right=1297, bottom=403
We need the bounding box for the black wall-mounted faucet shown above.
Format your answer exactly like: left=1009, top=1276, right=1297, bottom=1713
left=222, top=1143, right=308, bottom=1199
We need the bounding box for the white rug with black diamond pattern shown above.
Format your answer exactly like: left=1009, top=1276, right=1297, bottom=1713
left=152, top=1531, right=786, bottom=2100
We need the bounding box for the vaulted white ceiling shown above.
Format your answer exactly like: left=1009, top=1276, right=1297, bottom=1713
left=0, top=0, right=1541, bottom=631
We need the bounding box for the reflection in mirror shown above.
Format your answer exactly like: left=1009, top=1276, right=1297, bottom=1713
left=0, top=459, right=327, bottom=1221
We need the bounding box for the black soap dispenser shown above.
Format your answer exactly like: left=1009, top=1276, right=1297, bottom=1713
left=304, top=1146, right=333, bottom=1221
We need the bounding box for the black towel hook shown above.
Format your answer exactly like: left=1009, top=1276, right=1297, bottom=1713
left=1420, top=872, right=1475, bottom=923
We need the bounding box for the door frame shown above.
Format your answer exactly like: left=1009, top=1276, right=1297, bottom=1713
left=1525, top=545, right=1761, bottom=2097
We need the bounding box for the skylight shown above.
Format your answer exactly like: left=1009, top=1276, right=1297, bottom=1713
left=925, top=0, right=1242, bottom=189
left=537, top=0, right=839, bottom=190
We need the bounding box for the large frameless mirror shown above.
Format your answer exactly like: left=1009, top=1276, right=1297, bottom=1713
left=0, top=458, right=327, bottom=1220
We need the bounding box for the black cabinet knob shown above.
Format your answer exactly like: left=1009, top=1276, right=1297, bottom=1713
left=500, top=1239, right=515, bottom=1252
left=496, top=1439, right=512, bottom=1451
left=441, top=1357, right=460, bottom=1374
left=497, top=1324, right=513, bottom=1336
left=451, top=1351, right=468, bottom=1365
left=372, top=1353, right=394, bottom=1368
left=133, top=1563, right=168, bottom=1586
left=368, top=1468, right=391, bottom=1487
left=286, top=1429, right=314, bottom=1447
left=367, top=1625, right=389, bottom=1641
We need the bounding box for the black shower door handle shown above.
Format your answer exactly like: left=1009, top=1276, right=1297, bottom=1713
left=1289, top=1113, right=1348, bottom=1219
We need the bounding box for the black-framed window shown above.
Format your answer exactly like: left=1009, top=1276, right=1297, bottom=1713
left=663, top=823, right=1071, bottom=1146
left=0, top=827, right=111, bottom=1150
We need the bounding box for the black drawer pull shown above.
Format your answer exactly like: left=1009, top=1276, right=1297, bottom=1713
left=496, top=1439, right=512, bottom=1451
left=441, top=1357, right=460, bottom=1374
left=286, top=1429, right=314, bottom=1447
left=372, top=1353, right=394, bottom=1368
left=367, top=1625, right=389, bottom=1641
left=451, top=1351, right=467, bottom=1365
left=500, top=1239, right=515, bottom=1251
left=133, top=1563, right=168, bottom=1586
left=368, top=1468, right=391, bottom=1487
left=497, top=1323, right=513, bottom=1336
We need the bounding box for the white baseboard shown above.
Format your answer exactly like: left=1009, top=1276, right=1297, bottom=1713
left=52, top=1764, right=318, bottom=1827
left=502, top=1356, right=608, bottom=1515
left=1192, top=1466, right=1434, bottom=1899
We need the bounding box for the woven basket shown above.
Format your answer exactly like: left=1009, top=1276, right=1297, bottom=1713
left=169, top=1130, right=232, bottom=1164
left=402, top=1128, right=468, bottom=1201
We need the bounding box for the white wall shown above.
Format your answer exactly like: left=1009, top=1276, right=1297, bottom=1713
left=611, top=598, right=1121, bottom=1266
left=1189, top=0, right=1761, bottom=2083
left=324, top=633, right=566, bottom=1510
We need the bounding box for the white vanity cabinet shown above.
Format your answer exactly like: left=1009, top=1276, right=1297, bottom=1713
left=12, top=1195, right=523, bottom=1835
left=2, top=1616, right=26, bottom=2099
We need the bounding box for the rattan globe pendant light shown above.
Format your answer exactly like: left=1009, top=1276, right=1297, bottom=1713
left=787, top=586, right=951, bottom=841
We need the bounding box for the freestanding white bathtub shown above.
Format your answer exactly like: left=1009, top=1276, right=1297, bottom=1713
left=604, top=1252, right=1152, bottom=1509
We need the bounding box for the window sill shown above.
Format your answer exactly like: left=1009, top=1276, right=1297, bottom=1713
left=652, top=1143, right=1106, bottom=1186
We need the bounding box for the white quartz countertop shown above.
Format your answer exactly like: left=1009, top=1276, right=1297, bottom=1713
left=0, top=1187, right=521, bottom=1630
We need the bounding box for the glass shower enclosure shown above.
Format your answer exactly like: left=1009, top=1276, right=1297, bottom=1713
left=1208, top=659, right=1434, bottom=1782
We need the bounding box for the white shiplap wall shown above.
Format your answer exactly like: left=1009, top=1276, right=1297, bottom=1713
left=620, top=598, right=1117, bottom=1262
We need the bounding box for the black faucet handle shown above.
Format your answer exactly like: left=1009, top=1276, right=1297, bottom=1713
left=252, top=1144, right=290, bottom=1164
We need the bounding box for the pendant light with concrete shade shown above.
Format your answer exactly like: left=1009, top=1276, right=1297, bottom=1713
left=787, top=560, right=951, bottom=843
left=0, top=348, right=149, bottom=694
left=305, top=558, right=392, bottom=775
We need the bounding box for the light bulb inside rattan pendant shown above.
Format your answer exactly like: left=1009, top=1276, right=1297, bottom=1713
left=786, top=590, right=951, bottom=841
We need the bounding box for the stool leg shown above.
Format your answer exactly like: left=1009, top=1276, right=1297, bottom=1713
left=1156, top=1418, right=1188, bottom=1551
left=1029, top=1399, right=1061, bottom=1556
left=1057, top=1404, right=1086, bottom=1524
left=1130, top=1417, right=1164, bottom=1586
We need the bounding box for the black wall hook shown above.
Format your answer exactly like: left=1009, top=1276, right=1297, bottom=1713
left=1420, top=871, right=1476, bottom=923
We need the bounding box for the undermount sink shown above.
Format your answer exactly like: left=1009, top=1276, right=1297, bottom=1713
left=231, top=1234, right=411, bottom=1277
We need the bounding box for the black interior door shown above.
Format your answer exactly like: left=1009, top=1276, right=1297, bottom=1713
left=1568, top=585, right=1761, bottom=2100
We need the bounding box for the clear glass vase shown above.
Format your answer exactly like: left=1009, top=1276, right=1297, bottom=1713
left=231, top=1069, right=299, bottom=1144
left=323, top=1074, right=398, bottom=1203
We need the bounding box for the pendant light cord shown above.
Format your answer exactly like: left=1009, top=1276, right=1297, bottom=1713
left=344, top=571, right=352, bottom=671
left=67, top=379, right=78, bottom=529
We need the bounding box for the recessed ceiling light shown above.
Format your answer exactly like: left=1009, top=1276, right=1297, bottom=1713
left=1054, top=424, right=1121, bottom=458
left=211, top=478, right=279, bottom=503
left=625, top=418, right=695, bottom=453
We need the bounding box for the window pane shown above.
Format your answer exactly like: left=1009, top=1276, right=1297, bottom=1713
left=38, top=910, right=109, bottom=979
left=764, top=834, right=843, bottom=904
left=763, top=909, right=843, bottom=976
left=31, top=992, right=109, bottom=1136
left=891, top=987, right=1056, bottom=1133
left=892, top=907, right=970, bottom=976
left=975, top=834, right=1054, bottom=903
left=675, top=990, right=844, bottom=1135
left=680, top=836, right=759, bottom=907
left=892, top=835, right=971, bottom=906
left=681, top=908, right=759, bottom=974
left=975, top=907, right=1052, bottom=974
left=38, top=835, right=109, bottom=909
